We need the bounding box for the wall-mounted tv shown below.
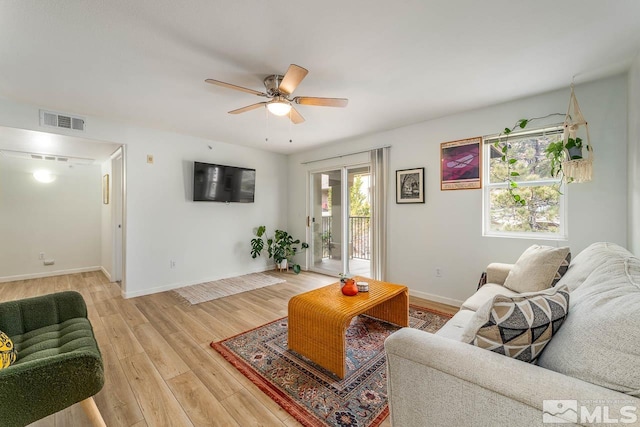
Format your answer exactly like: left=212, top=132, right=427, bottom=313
left=193, top=161, right=256, bottom=203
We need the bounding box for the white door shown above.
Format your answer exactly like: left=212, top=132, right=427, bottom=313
left=111, top=148, right=124, bottom=284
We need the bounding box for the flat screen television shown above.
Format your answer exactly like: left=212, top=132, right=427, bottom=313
left=193, top=161, right=256, bottom=203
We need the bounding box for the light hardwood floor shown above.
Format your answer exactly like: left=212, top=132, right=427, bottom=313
left=0, top=271, right=458, bottom=427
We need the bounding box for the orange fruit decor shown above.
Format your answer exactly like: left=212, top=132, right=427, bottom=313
left=341, top=279, right=359, bottom=296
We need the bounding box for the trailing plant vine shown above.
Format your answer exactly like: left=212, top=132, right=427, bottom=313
left=493, top=113, right=564, bottom=206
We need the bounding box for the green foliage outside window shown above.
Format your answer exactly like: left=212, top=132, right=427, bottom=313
left=349, top=175, right=370, bottom=217
left=487, top=130, right=563, bottom=235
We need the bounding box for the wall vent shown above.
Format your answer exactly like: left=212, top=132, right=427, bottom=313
left=39, top=110, right=85, bottom=132
left=0, top=149, right=94, bottom=165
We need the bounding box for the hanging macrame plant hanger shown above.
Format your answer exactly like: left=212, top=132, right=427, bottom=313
left=562, top=84, right=593, bottom=183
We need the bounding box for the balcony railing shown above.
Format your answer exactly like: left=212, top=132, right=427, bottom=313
left=321, top=216, right=370, bottom=260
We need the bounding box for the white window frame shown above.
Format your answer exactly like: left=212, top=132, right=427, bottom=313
left=482, top=126, right=568, bottom=240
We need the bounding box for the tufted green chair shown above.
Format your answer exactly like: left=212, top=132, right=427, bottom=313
left=0, top=291, right=106, bottom=426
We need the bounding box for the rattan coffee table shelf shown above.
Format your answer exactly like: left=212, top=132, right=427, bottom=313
left=288, top=276, right=408, bottom=378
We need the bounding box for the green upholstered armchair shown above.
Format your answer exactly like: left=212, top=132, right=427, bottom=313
left=0, top=291, right=106, bottom=426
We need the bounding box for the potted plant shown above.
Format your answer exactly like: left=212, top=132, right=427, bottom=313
left=250, top=226, right=309, bottom=274
left=545, top=136, right=584, bottom=182
left=565, top=136, right=584, bottom=159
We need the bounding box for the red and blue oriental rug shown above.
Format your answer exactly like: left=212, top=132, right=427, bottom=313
left=210, top=305, right=451, bottom=427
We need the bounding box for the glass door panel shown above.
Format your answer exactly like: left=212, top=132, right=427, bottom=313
left=346, top=166, right=371, bottom=277
left=310, top=169, right=343, bottom=274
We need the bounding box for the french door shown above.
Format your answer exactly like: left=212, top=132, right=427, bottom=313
left=309, top=164, right=372, bottom=277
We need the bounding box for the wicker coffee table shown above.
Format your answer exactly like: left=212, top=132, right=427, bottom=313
left=288, top=277, right=408, bottom=378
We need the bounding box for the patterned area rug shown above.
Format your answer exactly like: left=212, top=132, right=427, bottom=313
left=210, top=305, right=452, bottom=427
left=171, top=272, right=285, bottom=305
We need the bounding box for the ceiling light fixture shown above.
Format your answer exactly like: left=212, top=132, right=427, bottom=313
left=266, top=99, right=292, bottom=116
left=33, top=170, right=56, bottom=183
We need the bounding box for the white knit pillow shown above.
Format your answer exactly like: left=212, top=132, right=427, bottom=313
left=503, top=245, right=571, bottom=293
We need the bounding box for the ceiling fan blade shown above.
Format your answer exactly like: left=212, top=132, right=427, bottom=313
left=294, top=97, right=349, bottom=107
left=205, top=79, right=266, bottom=96
left=228, top=102, right=266, bottom=114
left=278, top=64, right=308, bottom=95
left=289, top=106, right=305, bottom=124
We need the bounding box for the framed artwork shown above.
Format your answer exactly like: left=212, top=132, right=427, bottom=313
left=396, top=168, right=425, bottom=204
left=102, top=174, right=109, bottom=204
left=441, top=136, right=482, bottom=190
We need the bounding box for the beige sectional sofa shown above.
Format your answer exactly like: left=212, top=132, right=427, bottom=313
left=385, top=242, right=640, bottom=426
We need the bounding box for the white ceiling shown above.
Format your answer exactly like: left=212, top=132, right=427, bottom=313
left=1, top=0, right=639, bottom=155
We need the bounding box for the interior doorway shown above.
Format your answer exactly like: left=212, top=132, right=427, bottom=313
left=110, top=147, right=124, bottom=285
left=0, top=125, right=125, bottom=289
left=309, top=164, right=371, bottom=277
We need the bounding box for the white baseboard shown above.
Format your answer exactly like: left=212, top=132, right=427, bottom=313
left=122, top=265, right=277, bottom=299
left=0, top=266, right=102, bottom=283
left=409, top=289, right=463, bottom=308
left=100, top=266, right=112, bottom=282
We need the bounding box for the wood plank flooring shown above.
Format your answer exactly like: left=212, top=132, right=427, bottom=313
left=0, top=271, right=458, bottom=427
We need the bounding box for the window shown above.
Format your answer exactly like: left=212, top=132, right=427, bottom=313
left=483, top=126, right=566, bottom=239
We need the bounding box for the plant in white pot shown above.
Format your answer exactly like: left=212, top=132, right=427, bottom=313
left=250, top=226, right=309, bottom=274
left=544, top=136, right=584, bottom=181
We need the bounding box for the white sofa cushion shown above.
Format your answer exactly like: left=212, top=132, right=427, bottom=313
left=556, top=241, right=632, bottom=292
left=537, top=255, right=640, bottom=396
left=434, top=309, right=475, bottom=341
left=461, top=283, right=520, bottom=312
left=503, top=245, right=571, bottom=293
left=460, top=285, right=570, bottom=363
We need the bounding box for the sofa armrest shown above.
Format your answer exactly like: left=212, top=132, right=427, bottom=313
left=0, top=350, right=104, bottom=426
left=486, top=262, right=514, bottom=285
left=385, top=328, right=638, bottom=427
left=0, top=291, right=88, bottom=336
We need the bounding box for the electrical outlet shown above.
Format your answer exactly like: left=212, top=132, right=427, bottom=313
left=170, top=260, right=176, bottom=269
left=147, top=154, right=154, bottom=164
left=39, top=252, right=45, bottom=260
left=435, top=268, right=443, bottom=278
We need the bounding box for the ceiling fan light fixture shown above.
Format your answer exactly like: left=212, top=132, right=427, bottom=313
left=266, top=100, right=292, bottom=116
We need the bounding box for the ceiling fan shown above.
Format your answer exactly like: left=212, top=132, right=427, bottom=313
left=205, top=64, right=348, bottom=124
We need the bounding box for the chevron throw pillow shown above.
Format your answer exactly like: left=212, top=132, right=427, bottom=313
left=461, top=285, right=570, bottom=362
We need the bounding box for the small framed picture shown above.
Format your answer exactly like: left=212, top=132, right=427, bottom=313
left=441, top=136, right=482, bottom=190
left=102, top=174, right=109, bottom=204
left=396, top=168, right=425, bottom=204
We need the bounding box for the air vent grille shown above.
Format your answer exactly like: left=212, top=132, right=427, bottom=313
left=39, top=110, right=85, bottom=132
left=71, top=118, right=84, bottom=130
left=57, top=115, right=71, bottom=129
left=1, top=150, right=94, bottom=165
left=42, top=112, right=58, bottom=127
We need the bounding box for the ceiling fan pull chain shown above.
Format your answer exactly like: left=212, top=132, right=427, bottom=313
left=265, top=104, right=269, bottom=142
left=289, top=110, right=293, bottom=143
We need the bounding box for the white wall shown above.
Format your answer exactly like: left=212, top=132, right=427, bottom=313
left=0, top=156, right=102, bottom=279
left=629, top=54, right=640, bottom=255
left=288, top=74, right=629, bottom=306
left=0, top=97, right=288, bottom=297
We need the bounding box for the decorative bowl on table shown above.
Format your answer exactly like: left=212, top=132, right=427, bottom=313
left=356, top=281, right=369, bottom=292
